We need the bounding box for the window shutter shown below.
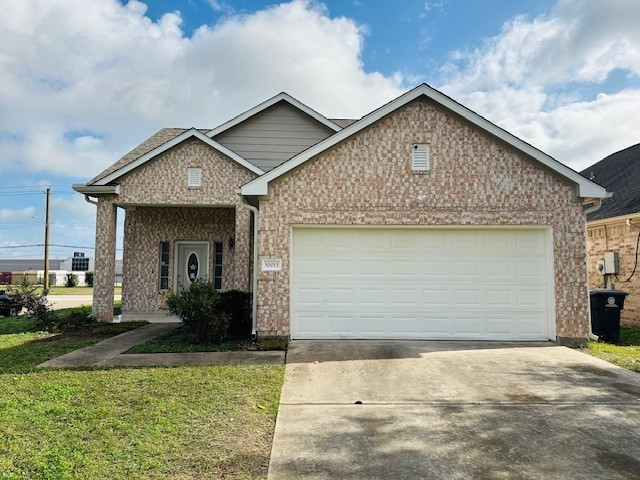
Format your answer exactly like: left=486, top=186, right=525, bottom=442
left=412, top=144, right=430, bottom=171
left=187, top=168, right=202, bottom=187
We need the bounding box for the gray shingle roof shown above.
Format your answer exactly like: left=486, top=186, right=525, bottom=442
left=88, top=128, right=209, bottom=185
left=581, top=142, right=640, bottom=221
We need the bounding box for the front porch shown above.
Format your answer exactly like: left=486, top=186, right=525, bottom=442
left=93, top=202, right=252, bottom=322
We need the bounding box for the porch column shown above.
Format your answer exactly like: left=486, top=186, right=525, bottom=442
left=234, top=206, right=252, bottom=291
left=93, top=198, right=117, bottom=322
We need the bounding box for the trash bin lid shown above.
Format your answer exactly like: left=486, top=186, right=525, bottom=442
left=589, top=288, right=628, bottom=296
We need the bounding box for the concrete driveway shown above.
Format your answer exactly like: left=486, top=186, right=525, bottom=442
left=268, top=341, right=640, bottom=480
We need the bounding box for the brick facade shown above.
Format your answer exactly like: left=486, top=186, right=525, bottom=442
left=92, top=138, right=257, bottom=321
left=255, top=99, right=590, bottom=341
left=587, top=217, right=640, bottom=325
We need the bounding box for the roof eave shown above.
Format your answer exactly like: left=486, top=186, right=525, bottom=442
left=72, top=184, right=120, bottom=195
left=240, top=84, right=610, bottom=200
left=93, top=129, right=264, bottom=186
left=206, top=92, right=341, bottom=138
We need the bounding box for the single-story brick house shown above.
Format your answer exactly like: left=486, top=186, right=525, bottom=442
left=582, top=143, right=640, bottom=325
left=74, top=84, right=608, bottom=345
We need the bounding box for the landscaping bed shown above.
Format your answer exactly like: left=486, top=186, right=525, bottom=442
left=128, top=325, right=288, bottom=354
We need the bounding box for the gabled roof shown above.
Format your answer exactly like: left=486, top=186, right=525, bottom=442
left=91, top=128, right=264, bottom=186
left=89, top=128, right=204, bottom=185
left=240, top=84, right=609, bottom=200
left=581, top=142, right=640, bottom=221
left=207, top=92, right=342, bottom=138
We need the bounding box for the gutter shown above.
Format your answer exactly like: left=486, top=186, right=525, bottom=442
left=582, top=197, right=605, bottom=341
left=84, top=195, right=98, bottom=206
left=239, top=195, right=259, bottom=338
left=72, top=184, right=120, bottom=195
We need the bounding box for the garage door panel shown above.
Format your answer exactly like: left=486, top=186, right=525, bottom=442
left=295, top=315, right=323, bottom=335
left=291, top=228, right=552, bottom=340
left=486, top=316, right=513, bottom=334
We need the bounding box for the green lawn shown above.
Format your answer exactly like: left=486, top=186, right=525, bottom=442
left=0, top=310, right=143, bottom=375
left=130, top=326, right=288, bottom=354
left=1, top=286, right=122, bottom=295
left=586, top=325, right=640, bottom=373
left=0, top=314, right=285, bottom=479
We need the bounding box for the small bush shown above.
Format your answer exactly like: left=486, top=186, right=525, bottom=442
left=166, top=281, right=230, bottom=343
left=59, top=306, right=94, bottom=329
left=48, top=273, right=57, bottom=287
left=85, top=272, right=94, bottom=287
left=10, top=285, right=55, bottom=330
left=65, top=273, right=79, bottom=287
left=220, top=290, right=252, bottom=338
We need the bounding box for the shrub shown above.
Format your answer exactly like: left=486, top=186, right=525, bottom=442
left=10, top=285, right=55, bottom=330
left=220, top=290, right=252, bottom=338
left=166, top=281, right=230, bottom=343
left=60, top=305, right=94, bottom=329
left=85, top=272, right=94, bottom=287
left=48, top=273, right=57, bottom=287
left=65, top=273, right=79, bottom=287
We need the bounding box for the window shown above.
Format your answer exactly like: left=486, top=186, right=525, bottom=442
left=412, top=144, right=430, bottom=171
left=159, top=242, right=169, bottom=291
left=71, top=257, right=90, bottom=271
left=214, top=242, right=223, bottom=290
left=187, top=167, right=202, bottom=188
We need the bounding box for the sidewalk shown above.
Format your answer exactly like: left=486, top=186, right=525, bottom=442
left=37, top=323, right=285, bottom=369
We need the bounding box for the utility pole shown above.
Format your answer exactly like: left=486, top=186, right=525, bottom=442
left=43, top=186, right=51, bottom=294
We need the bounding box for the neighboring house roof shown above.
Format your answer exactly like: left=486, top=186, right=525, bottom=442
left=240, top=84, right=609, bottom=200
left=206, top=92, right=341, bottom=137
left=89, top=128, right=209, bottom=185
left=581, top=142, right=640, bottom=221
left=88, top=129, right=264, bottom=187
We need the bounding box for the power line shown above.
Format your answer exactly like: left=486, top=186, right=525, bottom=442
left=0, top=243, right=123, bottom=251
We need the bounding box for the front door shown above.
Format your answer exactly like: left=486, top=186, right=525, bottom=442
left=175, top=242, right=209, bottom=290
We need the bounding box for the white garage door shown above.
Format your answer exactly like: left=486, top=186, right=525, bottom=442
left=291, top=227, right=554, bottom=340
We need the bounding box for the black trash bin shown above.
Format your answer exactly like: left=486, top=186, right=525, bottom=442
left=589, top=289, right=628, bottom=344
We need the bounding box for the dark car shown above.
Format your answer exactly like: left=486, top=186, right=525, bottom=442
left=0, top=290, right=21, bottom=317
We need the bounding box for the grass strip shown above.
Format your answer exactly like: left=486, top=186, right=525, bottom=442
left=586, top=325, right=640, bottom=373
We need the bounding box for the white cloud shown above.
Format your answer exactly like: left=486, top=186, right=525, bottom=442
left=51, top=194, right=96, bottom=218
left=0, top=207, right=35, bottom=220
left=440, top=0, right=640, bottom=169
left=0, top=0, right=404, bottom=179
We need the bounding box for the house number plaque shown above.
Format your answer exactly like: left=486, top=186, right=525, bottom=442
left=261, top=259, right=283, bottom=272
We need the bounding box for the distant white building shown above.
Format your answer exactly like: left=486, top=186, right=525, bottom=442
left=0, top=252, right=122, bottom=286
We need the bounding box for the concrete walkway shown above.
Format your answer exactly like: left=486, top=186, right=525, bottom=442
left=268, top=340, right=640, bottom=480
left=37, top=323, right=285, bottom=369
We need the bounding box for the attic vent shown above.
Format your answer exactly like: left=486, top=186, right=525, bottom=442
left=187, top=168, right=202, bottom=188
left=412, top=144, right=430, bottom=171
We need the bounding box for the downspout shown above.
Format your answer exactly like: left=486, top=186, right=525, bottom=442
left=84, top=194, right=98, bottom=206
left=582, top=197, right=604, bottom=341
left=239, top=195, right=259, bottom=338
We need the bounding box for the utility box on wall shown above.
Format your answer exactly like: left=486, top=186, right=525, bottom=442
left=603, top=252, right=619, bottom=274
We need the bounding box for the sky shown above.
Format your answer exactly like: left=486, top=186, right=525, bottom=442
left=0, top=0, right=639, bottom=261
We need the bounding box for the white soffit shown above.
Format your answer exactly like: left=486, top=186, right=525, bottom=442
left=94, top=129, right=264, bottom=185
left=240, top=84, right=608, bottom=200
left=206, top=92, right=342, bottom=138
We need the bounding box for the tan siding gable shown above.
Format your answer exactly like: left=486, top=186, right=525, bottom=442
left=214, top=101, right=335, bottom=171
